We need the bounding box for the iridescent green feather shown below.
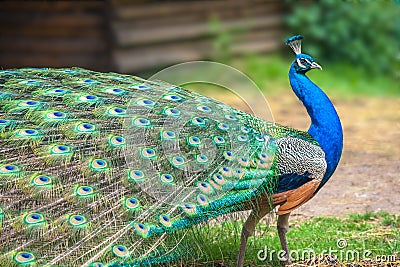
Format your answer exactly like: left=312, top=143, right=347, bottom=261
left=0, top=67, right=311, bottom=266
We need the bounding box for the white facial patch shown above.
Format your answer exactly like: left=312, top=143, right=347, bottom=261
left=296, top=58, right=307, bottom=68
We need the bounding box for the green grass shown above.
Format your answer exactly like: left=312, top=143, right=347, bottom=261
left=233, top=54, right=400, bottom=98
left=185, top=211, right=399, bottom=266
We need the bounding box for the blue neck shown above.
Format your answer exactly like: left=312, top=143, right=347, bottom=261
left=289, top=65, right=343, bottom=189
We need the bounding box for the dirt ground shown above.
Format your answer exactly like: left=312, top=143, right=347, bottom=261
left=215, top=92, right=400, bottom=217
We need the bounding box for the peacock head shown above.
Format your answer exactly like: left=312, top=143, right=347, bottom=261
left=286, top=35, right=322, bottom=74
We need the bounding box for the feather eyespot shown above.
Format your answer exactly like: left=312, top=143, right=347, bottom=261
left=197, top=181, right=215, bottom=194
left=161, top=130, right=176, bottom=140
left=107, top=106, right=126, bottom=116
left=224, top=114, right=237, bottom=121
left=133, top=117, right=151, bottom=127
left=257, top=159, right=270, bottom=169
left=181, top=203, right=197, bottom=215
left=128, top=170, right=145, bottom=182
left=160, top=173, right=174, bottom=184
left=255, top=135, right=265, bottom=142
left=223, top=151, right=234, bottom=161
left=141, top=148, right=156, bottom=159
left=24, top=129, right=35, bottom=134
left=19, top=79, right=39, bottom=85
left=196, top=154, right=209, bottom=164
left=19, top=100, right=39, bottom=107
left=108, top=135, right=126, bottom=147
left=191, top=117, right=205, bottom=126
left=46, top=111, right=67, bottom=120
left=0, top=119, right=13, bottom=131
left=62, top=69, right=75, bottom=73
left=105, top=87, right=126, bottom=95
left=212, top=173, right=225, bottom=186
left=79, top=95, right=98, bottom=102
left=51, top=145, right=72, bottom=154
left=159, top=214, right=172, bottom=227
left=89, top=158, right=109, bottom=171
left=16, top=128, right=42, bottom=138
left=68, top=214, right=88, bottom=227
left=237, top=135, right=248, bottom=142
left=45, top=88, right=69, bottom=95
left=216, top=122, right=229, bottom=131
left=24, top=212, right=45, bottom=225
left=133, top=223, right=150, bottom=237
left=170, top=156, right=186, bottom=167
left=240, top=126, right=251, bottom=133
left=163, top=107, right=181, bottom=116
left=84, top=79, right=97, bottom=83
left=238, top=157, right=250, bottom=167
left=112, top=245, right=129, bottom=258
left=197, top=194, right=209, bottom=206
left=220, top=166, right=233, bottom=177
left=135, top=99, right=154, bottom=108
left=187, top=136, right=201, bottom=147
left=111, top=88, right=123, bottom=93
left=31, top=174, right=52, bottom=187
left=76, top=122, right=96, bottom=133
left=14, top=252, right=35, bottom=264
left=0, top=164, right=20, bottom=175
left=213, top=136, right=225, bottom=145
left=163, top=94, right=183, bottom=101
left=196, top=105, right=212, bottom=112
left=131, top=84, right=151, bottom=90
left=75, top=185, right=95, bottom=197
left=124, top=197, right=140, bottom=210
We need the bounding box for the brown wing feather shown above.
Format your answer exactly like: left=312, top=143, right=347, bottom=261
left=272, top=180, right=321, bottom=215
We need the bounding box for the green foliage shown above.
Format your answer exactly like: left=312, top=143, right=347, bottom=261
left=208, top=18, right=234, bottom=63
left=235, top=54, right=400, bottom=97
left=286, top=0, right=400, bottom=76
left=238, top=55, right=289, bottom=92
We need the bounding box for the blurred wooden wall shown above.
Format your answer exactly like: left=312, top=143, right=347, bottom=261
left=0, top=1, right=111, bottom=71
left=0, top=0, right=286, bottom=73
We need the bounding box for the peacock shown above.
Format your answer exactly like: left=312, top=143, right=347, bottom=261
left=0, top=35, right=343, bottom=267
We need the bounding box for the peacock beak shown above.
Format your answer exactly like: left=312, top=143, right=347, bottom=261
left=310, top=62, right=322, bottom=70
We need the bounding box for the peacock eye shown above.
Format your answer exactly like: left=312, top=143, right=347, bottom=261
left=296, top=58, right=309, bottom=69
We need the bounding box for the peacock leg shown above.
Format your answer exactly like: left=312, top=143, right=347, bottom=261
left=277, top=212, right=292, bottom=265
left=237, top=205, right=271, bottom=267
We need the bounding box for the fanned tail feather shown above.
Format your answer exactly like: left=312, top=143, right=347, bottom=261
left=0, top=68, right=282, bottom=266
